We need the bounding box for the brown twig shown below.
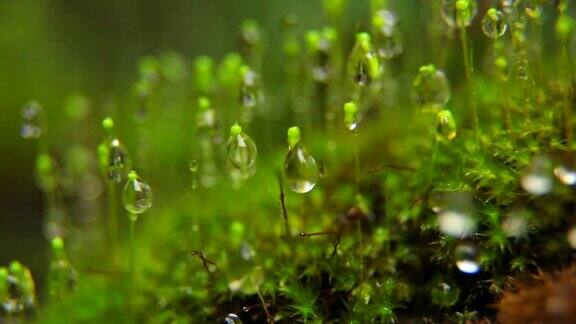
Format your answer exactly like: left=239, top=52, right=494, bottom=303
left=276, top=171, right=291, bottom=238
left=190, top=250, right=218, bottom=278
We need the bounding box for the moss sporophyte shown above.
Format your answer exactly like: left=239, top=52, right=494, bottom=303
left=12, top=0, right=576, bottom=322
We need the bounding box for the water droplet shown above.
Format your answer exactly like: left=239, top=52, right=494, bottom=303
left=436, top=109, right=457, bottom=142
left=454, top=243, right=481, bottom=274
left=239, top=68, right=260, bottom=109
left=428, top=189, right=448, bottom=213
left=123, top=174, right=152, bottom=214
left=5, top=261, right=37, bottom=314
left=348, top=33, right=380, bottom=87
left=482, top=8, right=508, bottom=39
left=48, top=238, right=77, bottom=298
left=354, top=57, right=373, bottom=86
left=567, top=227, right=576, bottom=249
left=190, top=160, right=199, bottom=190
left=343, top=101, right=359, bottom=131
left=554, top=165, right=576, bottom=186
left=439, top=211, right=476, bottom=238
left=240, top=242, right=256, bottom=261
left=107, top=139, right=131, bottom=183
left=305, top=30, right=334, bottom=83
left=552, top=151, right=576, bottom=186
left=227, top=132, right=257, bottom=180
left=440, top=0, right=478, bottom=28
left=412, top=65, right=450, bottom=108
left=20, top=101, right=44, bottom=139
left=430, top=278, right=460, bottom=307
left=223, top=313, right=243, bottom=324
left=284, top=144, right=318, bottom=193
left=436, top=191, right=476, bottom=238
left=373, top=10, right=403, bottom=59
left=521, top=155, right=553, bottom=196
left=501, top=211, right=529, bottom=238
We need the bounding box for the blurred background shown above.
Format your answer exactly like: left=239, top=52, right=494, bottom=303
left=1, top=0, right=525, bottom=299
left=0, top=0, right=375, bottom=297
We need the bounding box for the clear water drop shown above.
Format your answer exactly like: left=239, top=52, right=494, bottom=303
left=437, top=191, right=476, bottom=238
left=554, top=164, right=576, bottom=187
left=440, top=0, right=478, bottom=28
left=223, top=313, right=243, bottom=324
left=284, top=143, right=319, bottom=193
left=239, top=68, right=260, bottom=109
left=454, top=243, right=481, bottom=274
left=521, top=155, right=553, bottom=196
left=373, top=10, right=403, bottom=59
left=354, top=57, right=374, bottom=86
left=20, top=101, right=44, bottom=139
left=482, top=8, right=508, bottom=39
left=190, top=160, right=199, bottom=190
left=123, top=173, right=152, bottom=214
left=240, top=242, right=255, bottom=261
left=347, top=33, right=380, bottom=87
left=107, top=139, right=131, bottom=183
left=501, top=211, right=529, bottom=238
left=439, top=210, right=476, bottom=238
left=436, top=109, right=457, bottom=142
left=412, top=65, right=451, bottom=108
left=227, top=132, right=257, bottom=180
left=430, top=278, right=460, bottom=307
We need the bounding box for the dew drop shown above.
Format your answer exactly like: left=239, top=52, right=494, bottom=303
left=439, top=211, right=476, bottom=238
left=482, top=8, right=508, bottom=39
left=554, top=165, right=576, bottom=186
left=412, top=65, right=451, bottom=108
left=521, top=155, right=553, bottom=196
left=223, top=313, right=243, bottom=324
left=239, top=68, right=260, bottom=109
left=430, top=278, right=460, bottom=307
left=284, top=144, right=319, bottom=193
left=436, top=109, right=457, bottom=142
left=20, top=101, right=44, bottom=139
left=454, top=243, right=481, bottom=274
left=240, top=242, right=255, bottom=261
left=189, top=160, right=199, bottom=190
left=501, top=211, right=529, bottom=238
left=347, top=33, right=379, bottom=87
left=227, top=132, right=257, bottom=180
left=440, top=0, right=478, bottom=28
left=436, top=191, right=476, bottom=238
left=123, top=174, right=152, bottom=214
left=107, top=139, right=131, bottom=184
left=373, top=10, right=403, bottom=59
left=354, top=58, right=372, bottom=86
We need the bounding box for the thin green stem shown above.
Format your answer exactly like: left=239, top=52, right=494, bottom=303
left=426, top=137, right=438, bottom=188
left=357, top=221, right=364, bottom=283
left=562, top=41, right=574, bottom=143
left=459, top=27, right=480, bottom=146
left=354, top=131, right=360, bottom=193
left=108, top=182, right=118, bottom=248
left=128, top=216, right=136, bottom=282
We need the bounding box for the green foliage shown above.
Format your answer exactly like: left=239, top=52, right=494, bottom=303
left=7, top=0, right=576, bottom=323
